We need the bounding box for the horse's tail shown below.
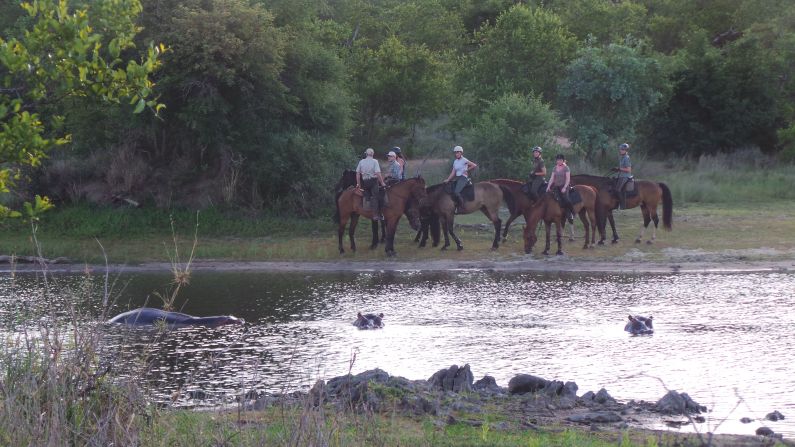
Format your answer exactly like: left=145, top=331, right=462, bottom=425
left=430, top=213, right=440, bottom=246
left=497, top=184, right=517, bottom=216
left=659, top=182, right=673, bottom=230
left=332, top=190, right=343, bottom=223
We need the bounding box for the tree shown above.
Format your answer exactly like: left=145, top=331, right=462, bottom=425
left=548, top=0, right=647, bottom=45
left=0, top=0, right=161, bottom=216
left=349, top=36, right=450, bottom=143
left=463, top=5, right=577, bottom=106
left=558, top=43, right=666, bottom=161
left=465, top=92, right=561, bottom=178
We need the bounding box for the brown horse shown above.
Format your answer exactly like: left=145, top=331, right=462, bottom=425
left=488, top=178, right=542, bottom=242
left=337, top=177, right=427, bottom=256
left=520, top=186, right=598, bottom=254
left=571, top=174, right=673, bottom=245
left=422, top=181, right=503, bottom=251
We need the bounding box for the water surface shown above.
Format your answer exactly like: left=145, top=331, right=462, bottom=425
left=1, top=269, right=792, bottom=437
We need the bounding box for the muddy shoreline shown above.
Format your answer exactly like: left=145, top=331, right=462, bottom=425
left=2, top=258, right=793, bottom=275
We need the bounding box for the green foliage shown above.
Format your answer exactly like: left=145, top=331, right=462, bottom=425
left=549, top=0, right=647, bottom=45
left=642, top=35, right=781, bottom=156
left=0, top=0, right=161, bottom=214
left=558, top=43, right=667, bottom=160
left=464, top=5, right=578, bottom=105
left=350, top=36, right=450, bottom=142
left=466, top=93, right=562, bottom=178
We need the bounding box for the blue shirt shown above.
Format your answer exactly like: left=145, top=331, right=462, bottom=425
left=618, top=154, right=631, bottom=178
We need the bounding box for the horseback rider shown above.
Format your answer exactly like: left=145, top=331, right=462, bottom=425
left=392, top=146, right=406, bottom=180
left=612, top=143, right=632, bottom=209
left=526, top=146, right=546, bottom=200
left=385, top=150, right=402, bottom=185
left=443, top=145, right=477, bottom=213
left=356, top=147, right=387, bottom=220
left=546, top=153, right=575, bottom=223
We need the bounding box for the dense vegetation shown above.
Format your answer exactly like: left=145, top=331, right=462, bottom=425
left=3, top=0, right=794, bottom=216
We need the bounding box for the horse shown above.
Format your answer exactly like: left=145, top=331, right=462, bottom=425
left=522, top=186, right=598, bottom=255
left=334, top=169, right=416, bottom=247
left=337, top=177, right=426, bottom=256
left=488, top=178, right=546, bottom=242
left=421, top=181, right=503, bottom=251
left=570, top=175, right=673, bottom=244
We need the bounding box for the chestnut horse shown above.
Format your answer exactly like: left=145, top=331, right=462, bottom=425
left=490, top=179, right=598, bottom=249
left=337, top=177, right=426, bottom=256
left=422, top=181, right=503, bottom=251
left=520, top=186, right=598, bottom=254
left=571, top=174, right=673, bottom=245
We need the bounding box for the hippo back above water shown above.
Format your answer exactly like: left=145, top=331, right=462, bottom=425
left=624, top=315, right=653, bottom=335
left=353, top=312, right=384, bottom=329
left=108, top=307, right=244, bottom=328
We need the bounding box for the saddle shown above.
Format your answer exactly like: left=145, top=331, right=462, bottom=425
left=353, top=185, right=388, bottom=210
left=550, top=186, right=581, bottom=206
left=443, top=179, right=475, bottom=202
left=521, top=180, right=547, bottom=199
left=613, top=177, right=638, bottom=198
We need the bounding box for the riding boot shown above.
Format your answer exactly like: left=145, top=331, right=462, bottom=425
left=453, top=194, right=463, bottom=214
left=619, top=191, right=626, bottom=210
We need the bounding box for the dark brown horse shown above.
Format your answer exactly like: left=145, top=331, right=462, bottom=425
left=421, top=181, right=503, bottom=251
left=520, top=186, right=598, bottom=254
left=488, top=178, right=542, bottom=242
left=337, top=177, right=426, bottom=256
left=571, top=174, right=673, bottom=245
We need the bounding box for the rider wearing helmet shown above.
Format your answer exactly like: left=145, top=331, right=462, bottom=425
left=526, top=146, right=546, bottom=200
left=612, top=143, right=632, bottom=209
left=444, top=145, right=477, bottom=213
left=392, top=146, right=406, bottom=180
left=546, top=153, right=574, bottom=223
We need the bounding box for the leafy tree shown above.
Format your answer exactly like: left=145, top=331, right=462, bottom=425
left=548, top=0, right=647, bottom=45
left=558, top=43, right=666, bottom=161
left=642, top=35, right=781, bottom=156
left=465, top=92, right=561, bottom=178
left=463, top=4, right=577, bottom=105
left=0, top=0, right=161, bottom=217
left=350, top=36, right=449, bottom=143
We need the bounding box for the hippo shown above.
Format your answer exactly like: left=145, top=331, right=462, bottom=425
left=108, top=307, right=244, bottom=328
left=624, top=315, right=653, bottom=335
left=353, top=312, right=384, bottom=329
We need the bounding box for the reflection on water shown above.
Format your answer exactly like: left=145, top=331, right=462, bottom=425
left=1, top=269, right=794, bottom=437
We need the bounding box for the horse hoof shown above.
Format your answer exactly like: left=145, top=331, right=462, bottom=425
left=635, top=239, right=642, bottom=244
left=542, top=250, right=549, bottom=256
left=457, top=246, right=464, bottom=251
left=556, top=251, right=564, bottom=256
left=646, top=240, right=653, bottom=245
left=612, top=239, right=619, bottom=244
left=441, top=246, right=448, bottom=251
left=568, top=238, right=574, bottom=242
left=419, top=243, right=426, bottom=248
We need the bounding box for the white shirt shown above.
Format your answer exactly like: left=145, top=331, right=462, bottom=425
left=356, top=157, right=381, bottom=179
left=452, top=157, right=470, bottom=177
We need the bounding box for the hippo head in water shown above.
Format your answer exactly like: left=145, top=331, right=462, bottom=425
left=108, top=307, right=244, bottom=328
left=353, top=312, right=384, bottom=329
left=624, top=315, right=653, bottom=335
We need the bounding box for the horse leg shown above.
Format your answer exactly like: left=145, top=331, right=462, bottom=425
left=588, top=208, right=597, bottom=247
left=608, top=211, right=619, bottom=244
left=370, top=220, right=379, bottom=249
left=448, top=218, right=463, bottom=251
left=650, top=207, right=660, bottom=244
left=578, top=210, right=589, bottom=249
left=542, top=221, right=551, bottom=255
left=502, top=213, right=518, bottom=242
left=492, top=217, right=502, bottom=250
left=555, top=221, right=564, bottom=255
left=349, top=214, right=359, bottom=252
left=595, top=206, right=607, bottom=245
left=440, top=214, right=451, bottom=251
left=338, top=218, right=348, bottom=254
left=568, top=219, right=576, bottom=242
left=384, top=219, right=398, bottom=256
left=379, top=219, right=386, bottom=244
left=636, top=204, right=653, bottom=244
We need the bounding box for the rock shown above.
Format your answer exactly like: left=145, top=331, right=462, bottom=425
left=654, top=390, right=706, bottom=415
left=755, top=427, right=775, bottom=437
left=765, top=410, right=785, bottom=421
left=594, top=388, right=615, bottom=404
left=473, top=375, right=505, bottom=394
left=507, top=374, right=548, bottom=395
left=428, top=364, right=473, bottom=393
left=567, top=412, right=623, bottom=424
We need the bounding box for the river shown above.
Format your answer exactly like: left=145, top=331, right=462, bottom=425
left=1, top=269, right=792, bottom=437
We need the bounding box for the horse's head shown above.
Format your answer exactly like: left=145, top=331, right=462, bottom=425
left=405, top=200, right=421, bottom=231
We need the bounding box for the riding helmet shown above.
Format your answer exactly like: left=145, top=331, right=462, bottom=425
left=555, top=153, right=565, bottom=160
left=453, top=145, right=463, bottom=153
left=392, top=146, right=401, bottom=154
left=619, top=143, right=630, bottom=150
left=532, top=146, right=543, bottom=153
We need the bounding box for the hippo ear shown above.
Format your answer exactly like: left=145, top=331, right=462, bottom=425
left=627, top=315, right=633, bottom=320
left=379, top=313, right=384, bottom=318
left=357, top=312, right=363, bottom=318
